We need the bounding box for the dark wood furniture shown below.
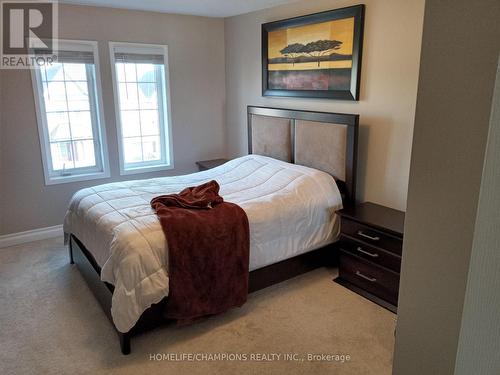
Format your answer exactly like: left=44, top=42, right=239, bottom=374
left=334, top=202, right=405, bottom=313
left=70, top=235, right=335, bottom=355
left=247, top=106, right=358, bottom=206
left=196, top=158, right=229, bottom=171
left=69, top=106, right=359, bottom=354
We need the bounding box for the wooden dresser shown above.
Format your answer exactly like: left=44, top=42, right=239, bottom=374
left=334, top=202, right=405, bottom=313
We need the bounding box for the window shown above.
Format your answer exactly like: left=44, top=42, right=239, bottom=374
left=32, top=40, right=109, bottom=185
left=109, top=42, right=173, bottom=174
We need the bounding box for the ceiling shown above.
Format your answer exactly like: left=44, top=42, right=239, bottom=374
left=59, top=0, right=299, bottom=18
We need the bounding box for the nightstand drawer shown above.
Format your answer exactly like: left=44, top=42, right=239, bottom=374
left=338, top=235, right=401, bottom=272
left=339, top=251, right=399, bottom=305
left=342, top=219, right=403, bottom=255
left=196, top=158, right=229, bottom=171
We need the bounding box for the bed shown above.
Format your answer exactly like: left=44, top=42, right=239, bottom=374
left=66, top=106, right=359, bottom=354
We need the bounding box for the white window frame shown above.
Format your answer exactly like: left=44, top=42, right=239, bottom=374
left=31, top=39, right=110, bottom=185
left=109, top=42, right=174, bottom=175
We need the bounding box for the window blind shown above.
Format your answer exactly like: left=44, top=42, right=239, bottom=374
left=114, top=52, right=164, bottom=64
left=34, top=49, right=95, bottom=64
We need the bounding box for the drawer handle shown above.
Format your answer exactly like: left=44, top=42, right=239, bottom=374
left=357, top=230, right=380, bottom=241
left=356, top=246, right=379, bottom=258
left=355, top=270, right=377, bottom=282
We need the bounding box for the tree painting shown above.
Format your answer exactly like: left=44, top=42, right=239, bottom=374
left=279, top=39, right=343, bottom=67
left=265, top=12, right=360, bottom=93
left=279, top=43, right=305, bottom=66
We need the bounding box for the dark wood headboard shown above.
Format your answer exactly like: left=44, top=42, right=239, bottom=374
left=247, top=106, right=359, bottom=207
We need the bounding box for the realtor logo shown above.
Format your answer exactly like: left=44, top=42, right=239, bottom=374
left=1, top=0, right=58, bottom=68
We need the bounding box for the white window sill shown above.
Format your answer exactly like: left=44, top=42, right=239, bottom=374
left=45, top=170, right=111, bottom=186
left=120, top=163, right=174, bottom=176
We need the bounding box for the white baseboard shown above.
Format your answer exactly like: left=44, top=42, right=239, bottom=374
left=0, top=225, right=63, bottom=249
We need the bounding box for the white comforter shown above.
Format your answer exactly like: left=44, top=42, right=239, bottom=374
left=64, top=155, right=342, bottom=332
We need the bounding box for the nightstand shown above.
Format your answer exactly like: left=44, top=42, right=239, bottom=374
left=334, top=202, right=405, bottom=313
left=195, top=158, right=229, bottom=171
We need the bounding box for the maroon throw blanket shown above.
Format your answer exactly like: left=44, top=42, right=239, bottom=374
left=151, top=180, right=250, bottom=323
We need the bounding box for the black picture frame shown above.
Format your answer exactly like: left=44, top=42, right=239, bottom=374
left=262, top=5, right=365, bottom=101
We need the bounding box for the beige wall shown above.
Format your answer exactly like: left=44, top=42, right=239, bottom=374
left=0, top=5, right=226, bottom=235
left=393, top=1, right=500, bottom=374
left=0, top=71, right=4, bottom=233
left=454, top=54, right=500, bottom=375
left=1, top=1, right=425, bottom=233
left=224, top=0, right=425, bottom=211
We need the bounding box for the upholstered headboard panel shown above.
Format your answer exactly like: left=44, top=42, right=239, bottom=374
left=295, top=120, right=348, bottom=181
left=250, top=115, right=292, bottom=162
left=247, top=106, right=359, bottom=206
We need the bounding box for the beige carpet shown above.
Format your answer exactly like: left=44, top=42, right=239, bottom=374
left=0, top=237, right=396, bottom=375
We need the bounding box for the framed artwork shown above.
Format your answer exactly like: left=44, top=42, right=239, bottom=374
left=262, top=5, right=365, bottom=100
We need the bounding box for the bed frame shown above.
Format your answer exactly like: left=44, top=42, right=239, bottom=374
left=69, top=106, right=359, bottom=354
